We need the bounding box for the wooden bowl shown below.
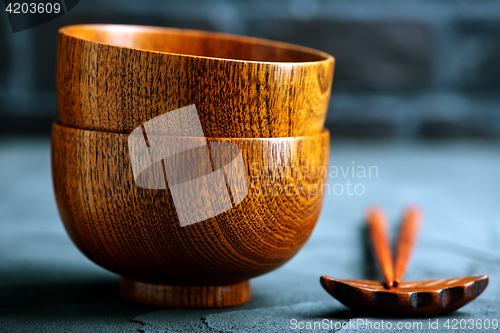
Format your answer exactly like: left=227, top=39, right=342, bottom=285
left=51, top=122, right=330, bottom=307
left=56, top=24, right=334, bottom=138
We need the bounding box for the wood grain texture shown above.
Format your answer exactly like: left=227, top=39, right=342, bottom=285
left=320, top=275, right=489, bottom=316
left=394, top=206, right=422, bottom=286
left=56, top=24, right=335, bottom=138
left=51, top=123, right=329, bottom=307
left=120, top=278, right=251, bottom=308
left=366, top=207, right=394, bottom=288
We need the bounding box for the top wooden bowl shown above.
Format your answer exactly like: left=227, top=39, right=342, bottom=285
left=56, top=24, right=334, bottom=138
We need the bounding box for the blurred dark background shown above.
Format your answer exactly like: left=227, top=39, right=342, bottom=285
left=1, top=0, right=500, bottom=138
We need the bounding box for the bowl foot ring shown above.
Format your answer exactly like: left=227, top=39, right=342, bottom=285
left=120, top=277, right=251, bottom=308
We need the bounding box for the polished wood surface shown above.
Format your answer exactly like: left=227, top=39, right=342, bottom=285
left=366, top=207, right=393, bottom=288
left=320, top=275, right=489, bottom=316
left=120, top=278, right=251, bottom=308
left=51, top=123, right=329, bottom=307
left=394, top=206, right=422, bottom=286
left=56, top=24, right=335, bottom=138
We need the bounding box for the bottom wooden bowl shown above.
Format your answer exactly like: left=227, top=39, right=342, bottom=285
left=51, top=123, right=329, bottom=307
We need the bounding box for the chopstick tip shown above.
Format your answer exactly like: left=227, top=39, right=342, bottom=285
left=383, top=281, right=393, bottom=289
left=365, top=206, right=386, bottom=224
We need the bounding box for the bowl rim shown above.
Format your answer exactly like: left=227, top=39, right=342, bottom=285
left=52, top=121, right=330, bottom=141
left=58, top=24, right=334, bottom=66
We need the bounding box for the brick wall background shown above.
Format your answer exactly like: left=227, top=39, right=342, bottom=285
left=1, top=0, right=500, bottom=138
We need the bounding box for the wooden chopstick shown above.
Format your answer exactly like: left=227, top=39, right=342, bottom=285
left=366, top=207, right=394, bottom=289
left=393, top=206, right=422, bottom=286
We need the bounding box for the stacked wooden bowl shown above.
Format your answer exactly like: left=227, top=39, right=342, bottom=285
left=52, top=24, right=335, bottom=308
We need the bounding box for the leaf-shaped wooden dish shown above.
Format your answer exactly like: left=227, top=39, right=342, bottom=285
left=320, top=275, right=488, bottom=316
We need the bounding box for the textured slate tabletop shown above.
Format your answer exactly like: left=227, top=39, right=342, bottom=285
left=1, top=137, right=499, bottom=332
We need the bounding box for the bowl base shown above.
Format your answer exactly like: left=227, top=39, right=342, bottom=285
left=119, top=277, right=251, bottom=308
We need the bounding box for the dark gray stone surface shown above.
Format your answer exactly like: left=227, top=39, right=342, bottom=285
left=1, top=137, right=499, bottom=332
